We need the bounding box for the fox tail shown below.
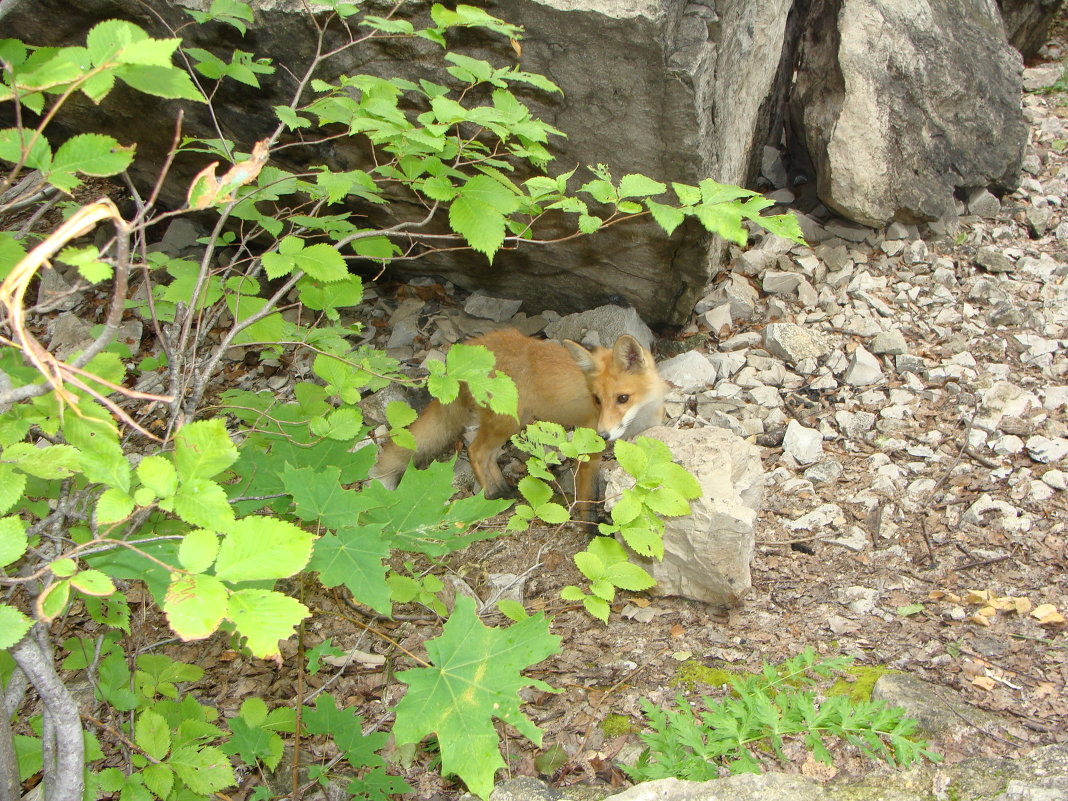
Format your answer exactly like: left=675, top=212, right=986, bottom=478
left=370, top=398, right=469, bottom=489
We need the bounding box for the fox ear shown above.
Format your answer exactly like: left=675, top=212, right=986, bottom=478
left=612, top=335, right=648, bottom=372
left=563, top=339, right=597, bottom=374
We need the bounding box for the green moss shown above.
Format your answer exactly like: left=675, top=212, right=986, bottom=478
left=827, top=664, right=897, bottom=703
left=671, top=659, right=739, bottom=690
left=600, top=713, right=636, bottom=738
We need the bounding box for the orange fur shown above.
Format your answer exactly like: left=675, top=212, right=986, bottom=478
left=371, top=328, right=667, bottom=521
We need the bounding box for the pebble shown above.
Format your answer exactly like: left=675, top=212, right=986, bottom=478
left=783, top=420, right=824, bottom=465
left=843, top=345, right=884, bottom=386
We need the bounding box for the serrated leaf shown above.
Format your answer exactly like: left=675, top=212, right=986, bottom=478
left=116, top=63, right=204, bottom=101
left=448, top=174, right=520, bottom=260
left=174, top=419, right=239, bottom=479
left=644, top=486, right=691, bottom=517
left=394, top=596, right=559, bottom=798
left=309, top=526, right=392, bottom=615
left=136, top=709, right=171, bottom=761
left=3, top=442, right=81, bottom=479
left=614, top=440, right=649, bottom=479
left=172, top=478, right=235, bottom=531
left=48, top=133, right=134, bottom=191
left=37, top=579, right=71, bottom=621
left=537, top=502, right=569, bottom=524
left=295, top=243, right=348, bottom=282
left=584, top=595, right=610, bottom=623
left=0, top=515, right=27, bottom=567
left=136, top=454, right=178, bottom=498
left=164, top=573, right=228, bottom=641
left=0, top=604, right=32, bottom=648
left=179, top=529, right=219, bottom=574
left=605, top=561, right=655, bottom=592
left=618, top=173, right=667, bottom=199
left=214, top=517, right=315, bottom=582
left=646, top=199, right=687, bottom=235
left=227, top=589, right=310, bottom=660
left=517, top=476, right=551, bottom=508
left=70, top=569, right=115, bottom=596
left=142, top=763, right=174, bottom=799
left=96, top=487, right=134, bottom=524
left=169, top=744, right=235, bottom=795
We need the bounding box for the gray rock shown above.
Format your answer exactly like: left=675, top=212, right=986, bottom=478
left=976, top=246, right=1016, bottom=273
left=1002, top=0, right=1066, bottom=59
left=824, top=219, right=874, bottom=242
left=762, top=271, right=803, bottom=295
left=870, top=329, right=907, bottom=356
left=783, top=419, right=823, bottom=464
left=605, top=426, right=762, bottom=609
left=607, top=744, right=1068, bottom=801
left=544, top=305, right=655, bottom=352
left=463, top=292, right=523, bottom=322
left=843, top=345, right=885, bottom=386
left=872, top=673, right=1003, bottom=740
left=1025, top=204, right=1052, bottom=237
left=835, top=409, right=876, bottom=438
left=1026, top=435, right=1068, bottom=464
left=967, top=187, right=1002, bottom=218
left=658, top=351, right=716, bottom=393
left=762, top=323, right=830, bottom=365
left=790, top=0, right=1025, bottom=227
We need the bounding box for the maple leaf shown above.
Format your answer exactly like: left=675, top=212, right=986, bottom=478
left=392, top=596, right=560, bottom=798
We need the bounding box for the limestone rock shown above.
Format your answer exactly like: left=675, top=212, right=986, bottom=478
left=790, top=0, right=1026, bottom=227
left=762, top=323, right=830, bottom=365
left=605, top=426, right=761, bottom=609
left=543, top=305, right=656, bottom=351
left=657, top=351, right=716, bottom=393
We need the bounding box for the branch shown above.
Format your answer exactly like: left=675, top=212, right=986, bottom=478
left=10, top=629, right=85, bottom=801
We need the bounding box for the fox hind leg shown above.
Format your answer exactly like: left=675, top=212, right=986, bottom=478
left=467, top=414, right=518, bottom=499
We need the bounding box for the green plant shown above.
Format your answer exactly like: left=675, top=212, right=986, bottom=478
left=511, top=425, right=701, bottom=622
left=626, top=649, right=941, bottom=780
left=0, top=2, right=803, bottom=799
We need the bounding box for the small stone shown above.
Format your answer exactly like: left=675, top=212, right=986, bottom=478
left=967, top=188, right=1001, bottom=219
left=843, top=345, right=885, bottom=386
left=720, top=332, right=762, bottom=351
left=992, top=435, right=1024, bottom=455
left=785, top=502, right=843, bottom=531
left=1041, top=469, right=1067, bottom=490
left=762, top=271, right=803, bottom=295
left=825, top=219, right=873, bottom=242
left=464, top=292, right=523, bottom=321
left=835, top=410, right=877, bottom=438
left=827, top=526, right=869, bottom=552
left=1026, top=206, right=1052, bottom=238
left=701, top=304, right=732, bottom=336
left=1026, top=435, right=1068, bottom=464
left=762, top=323, right=830, bottom=365
left=782, top=419, right=823, bottom=465
left=871, top=329, right=907, bottom=356
left=975, top=246, right=1015, bottom=273
left=803, top=460, right=843, bottom=484
left=658, top=350, right=716, bottom=393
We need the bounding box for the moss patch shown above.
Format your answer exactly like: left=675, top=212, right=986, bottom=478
left=827, top=664, right=897, bottom=703
left=600, top=713, right=636, bottom=738
left=671, top=659, right=740, bottom=690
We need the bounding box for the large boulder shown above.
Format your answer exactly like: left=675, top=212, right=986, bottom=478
left=789, top=0, right=1027, bottom=228
left=604, top=426, right=762, bottom=609
left=0, top=0, right=794, bottom=325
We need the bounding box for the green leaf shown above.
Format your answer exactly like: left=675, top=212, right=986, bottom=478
left=614, top=440, right=649, bottom=479
left=646, top=200, right=687, bottom=236
left=3, top=442, right=81, bottom=479
left=214, top=517, right=315, bottom=582
left=164, top=573, right=228, bottom=641
left=0, top=232, right=28, bottom=281
left=303, top=693, right=390, bottom=772
left=618, top=173, right=667, bottom=199
left=394, top=596, right=560, bottom=798
left=58, top=244, right=113, bottom=282
left=0, top=604, right=32, bottom=648
left=142, top=763, right=174, bottom=799
left=295, top=243, right=348, bottom=282
left=448, top=175, right=521, bottom=260
left=169, top=744, right=235, bottom=795
left=227, top=589, right=310, bottom=660
left=70, top=569, right=116, bottom=596
left=174, top=419, right=239, bottom=480
left=37, top=579, right=71, bottom=621
left=96, top=487, right=134, bottom=524
left=135, top=709, right=171, bottom=761
left=179, top=529, right=219, bottom=574
left=0, top=128, right=52, bottom=171
left=48, top=133, right=134, bottom=192
left=172, top=478, right=235, bottom=531
left=136, top=454, right=178, bottom=498
left=309, top=527, right=392, bottom=616
left=0, top=515, right=27, bottom=568
left=897, top=603, right=925, bottom=617
left=583, top=595, right=610, bottom=623
left=116, top=63, right=204, bottom=102
left=644, top=486, right=691, bottom=517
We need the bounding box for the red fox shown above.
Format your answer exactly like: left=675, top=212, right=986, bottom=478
left=371, top=328, right=668, bottom=521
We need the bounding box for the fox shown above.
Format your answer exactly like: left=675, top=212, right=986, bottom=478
left=370, top=327, right=668, bottom=522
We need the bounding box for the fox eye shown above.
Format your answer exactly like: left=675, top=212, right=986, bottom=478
left=616, top=394, right=629, bottom=404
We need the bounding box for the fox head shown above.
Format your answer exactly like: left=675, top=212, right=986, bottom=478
left=564, top=334, right=667, bottom=441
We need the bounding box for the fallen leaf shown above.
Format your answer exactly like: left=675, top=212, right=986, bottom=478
left=966, top=589, right=991, bottom=604
left=930, top=590, right=961, bottom=603
left=1014, top=597, right=1034, bottom=615
left=971, top=675, right=997, bottom=691
left=670, top=624, right=686, bottom=637
left=968, top=614, right=992, bottom=627
left=671, top=650, right=693, bottom=661
left=1031, top=604, right=1065, bottom=625
left=979, top=605, right=998, bottom=618
left=988, top=596, right=1015, bottom=611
